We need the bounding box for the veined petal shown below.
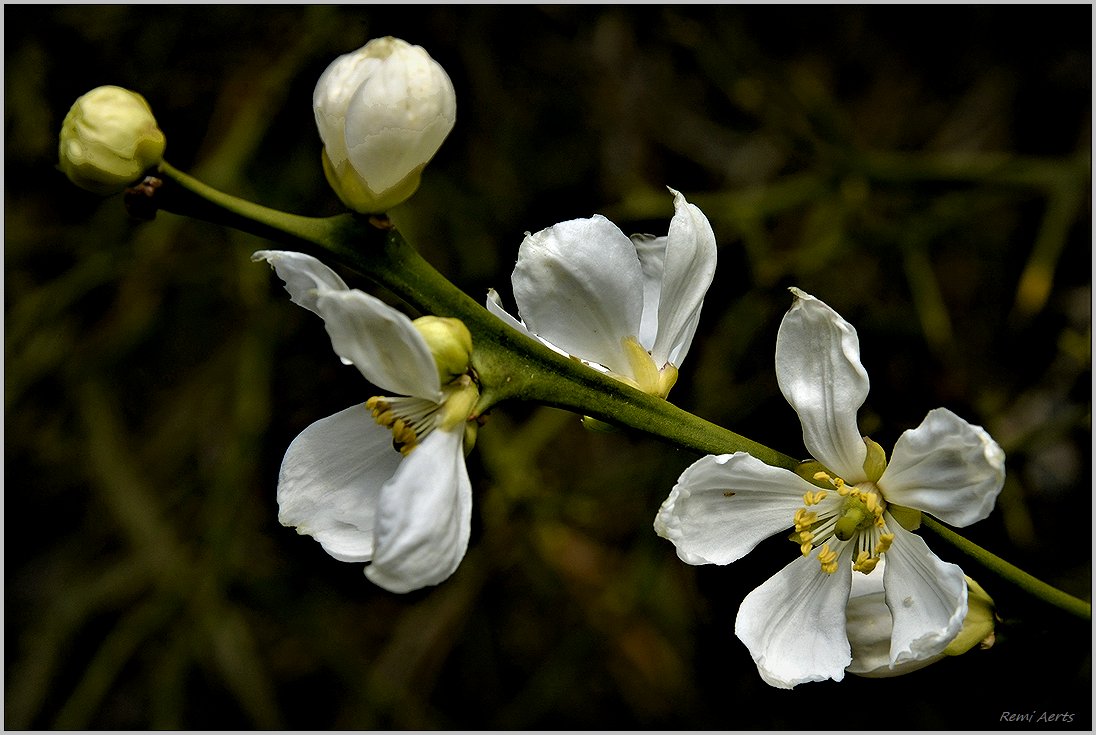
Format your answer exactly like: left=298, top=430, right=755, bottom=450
left=845, top=561, right=946, bottom=677
left=654, top=452, right=818, bottom=565
left=735, top=550, right=853, bottom=688
left=253, top=250, right=350, bottom=316
left=776, top=288, right=869, bottom=481
left=649, top=188, right=718, bottom=368
left=882, top=521, right=967, bottom=667
left=313, top=288, right=442, bottom=402
left=880, top=407, right=1006, bottom=527
left=511, top=216, right=644, bottom=376
left=277, top=404, right=400, bottom=563
left=366, top=427, right=472, bottom=593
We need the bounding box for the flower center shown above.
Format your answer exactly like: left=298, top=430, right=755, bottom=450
left=792, top=472, right=895, bottom=575
left=366, top=395, right=442, bottom=456
left=365, top=375, right=479, bottom=456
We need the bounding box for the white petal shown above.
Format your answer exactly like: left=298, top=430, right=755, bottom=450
left=649, top=188, right=718, bottom=368
left=631, top=233, right=665, bottom=350
left=845, top=561, right=946, bottom=677
left=344, top=43, right=456, bottom=195
left=277, top=404, right=400, bottom=563
left=313, top=288, right=442, bottom=401
left=253, top=250, right=350, bottom=316
left=654, top=452, right=818, bottom=565
left=365, top=427, right=472, bottom=593
left=313, top=50, right=384, bottom=168
left=775, top=288, right=869, bottom=481
left=511, top=216, right=644, bottom=376
left=735, top=550, right=853, bottom=688
left=880, top=407, right=1006, bottom=527
left=486, top=287, right=533, bottom=337
left=882, top=521, right=968, bottom=667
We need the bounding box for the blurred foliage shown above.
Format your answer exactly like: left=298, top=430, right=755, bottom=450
left=5, top=5, right=1091, bottom=730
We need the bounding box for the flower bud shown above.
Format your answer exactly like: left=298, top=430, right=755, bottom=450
left=313, top=36, right=456, bottom=213
left=412, top=315, right=473, bottom=384
left=58, top=85, right=166, bottom=195
left=943, top=576, right=996, bottom=656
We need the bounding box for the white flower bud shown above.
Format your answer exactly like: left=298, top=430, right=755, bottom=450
left=58, top=86, right=166, bottom=195
left=313, top=37, right=456, bottom=213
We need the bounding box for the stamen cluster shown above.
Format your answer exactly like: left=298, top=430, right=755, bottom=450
left=792, top=471, right=895, bottom=575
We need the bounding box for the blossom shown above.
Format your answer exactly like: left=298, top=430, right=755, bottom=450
left=254, top=249, right=478, bottom=593
left=58, top=85, right=166, bottom=195
left=313, top=36, right=456, bottom=213
left=654, top=288, right=1005, bottom=687
left=487, top=188, right=717, bottom=398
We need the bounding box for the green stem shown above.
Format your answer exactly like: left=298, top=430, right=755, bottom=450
left=149, top=161, right=1089, bottom=618
left=922, top=516, right=1090, bottom=620
left=153, top=161, right=796, bottom=468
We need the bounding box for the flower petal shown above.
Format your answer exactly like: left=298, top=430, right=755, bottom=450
left=880, top=407, right=1006, bottom=527
left=776, top=288, right=869, bottom=481
left=845, top=561, right=946, bottom=677
left=365, top=427, right=472, bottom=593
left=511, top=216, right=644, bottom=376
left=654, top=452, right=818, bottom=565
left=312, top=288, right=442, bottom=401
left=253, top=250, right=350, bottom=316
left=277, top=404, right=400, bottom=563
left=735, top=550, right=853, bottom=688
left=631, top=233, right=665, bottom=350
left=343, top=42, right=456, bottom=195
left=649, top=188, right=718, bottom=368
left=486, top=287, right=533, bottom=337
left=882, top=521, right=968, bottom=667
left=313, top=50, right=383, bottom=168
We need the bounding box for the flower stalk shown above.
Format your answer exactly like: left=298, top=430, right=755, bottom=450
left=146, top=160, right=1088, bottom=620
left=921, top=515, right=1090, bottom=620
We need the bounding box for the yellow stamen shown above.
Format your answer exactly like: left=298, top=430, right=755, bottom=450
left=817, top=544, right=839, bottom=574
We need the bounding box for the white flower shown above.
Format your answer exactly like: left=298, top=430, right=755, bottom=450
left=58, top=85, right=166, bottom=195
left=254, top=249, right=478, bottom=593
left=487, top=188, right=717, bottom=398
left=313, top=36, right=456, bottom=213
left=654, top=288, right=1005, bottom=688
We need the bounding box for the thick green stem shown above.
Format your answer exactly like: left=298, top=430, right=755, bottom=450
left=153, top=161, right=797, bottom=467
left=922, top=516, right=1090, bottom=620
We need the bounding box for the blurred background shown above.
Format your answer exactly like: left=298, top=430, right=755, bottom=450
left=5, top=5, right=1091, bottom=729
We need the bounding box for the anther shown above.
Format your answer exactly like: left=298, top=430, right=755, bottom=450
left=817, top=544, right=839, bottom=574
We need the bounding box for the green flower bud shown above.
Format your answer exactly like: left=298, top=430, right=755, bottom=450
left=313, top=37, right=456, bottom=213
left=58, top=86, right=166, bottom=195
left=943, top=576, right=997, bottom=656
left=412, top=315, right=473, bottom=385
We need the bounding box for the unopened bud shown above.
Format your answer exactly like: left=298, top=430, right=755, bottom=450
left=313, top=36, right=456, bottom=213
left=412, top=315, right=473, bottom=384
left=58, top=86, right=166, bottom=195
left=943, top=576, right=997, bottom=656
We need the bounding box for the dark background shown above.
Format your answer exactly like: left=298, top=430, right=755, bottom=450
left=6, top=5, right=1091, bottom=729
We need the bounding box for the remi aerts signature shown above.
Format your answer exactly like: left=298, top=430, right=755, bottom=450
left=1000, top=711, right=1076, bottom=724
